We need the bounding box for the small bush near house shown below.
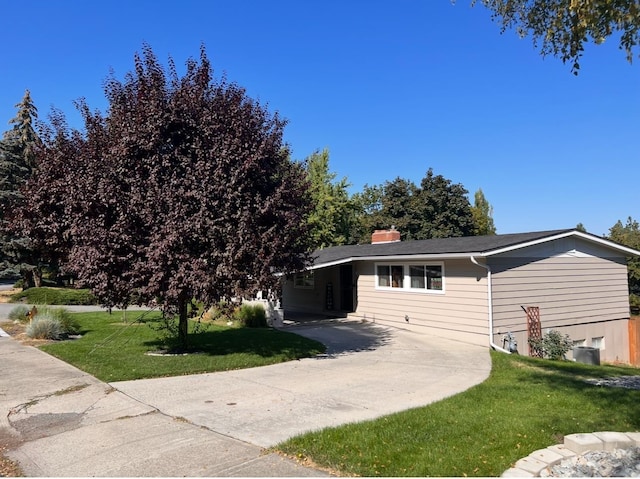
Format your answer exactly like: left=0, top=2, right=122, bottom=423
left=26, top=315, right=65, bottom=340
left=200, top=301, right=234, bottom=322
left=234, top=304, right=267, bottom=328
left=528, top=329, right=573, bottom=360
left=8, top=305, right=30, bottom=322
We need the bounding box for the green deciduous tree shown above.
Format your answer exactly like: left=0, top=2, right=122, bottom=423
left=477, top=0, right=640, bottom=74
left=16, top=45, right=312, bottom=348
left=303, top=149, right=356, bottom=249
left=0, top=90, right=42, bottom=285
left=471, top=188, right=497, bottom=235
left=608, top=216, right=640, bottom=306
left=351, top=168, right=475, bottom=242
left=417, top=169, right=475, bottom=239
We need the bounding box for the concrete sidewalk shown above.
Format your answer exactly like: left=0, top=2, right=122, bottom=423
left=1, top=318, right=491, bottom=477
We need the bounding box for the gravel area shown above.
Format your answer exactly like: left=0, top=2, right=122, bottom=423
left=541, top=447, right=640, bottom=477
left=585, top=376, right=640, bottom=390
left=540, top=376, right=640, bottom=477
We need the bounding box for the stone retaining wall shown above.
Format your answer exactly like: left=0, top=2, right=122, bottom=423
left=502, top=431, right=640, bottom=477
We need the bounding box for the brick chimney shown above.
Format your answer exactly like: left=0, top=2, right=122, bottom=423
left=371, top=227, right=401, bottom=244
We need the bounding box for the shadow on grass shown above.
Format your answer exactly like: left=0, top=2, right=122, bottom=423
left=502, top=354, right=640, bottom=430
left=143, top=327, right=326, bottom=359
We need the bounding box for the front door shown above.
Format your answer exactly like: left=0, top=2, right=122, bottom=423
left=339, top=264, right=354, bottom=312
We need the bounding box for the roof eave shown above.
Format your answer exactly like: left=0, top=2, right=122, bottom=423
left=483, top=230, right=640, bottom=257
left=309, top=252, right=483, bottom=270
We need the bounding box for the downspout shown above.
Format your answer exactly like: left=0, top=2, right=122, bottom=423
left=470, top=256, right=511, bottom=354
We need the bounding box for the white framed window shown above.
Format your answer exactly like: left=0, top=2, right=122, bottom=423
left=591, top=336, right=605, bottom=350
left=376, top=262, right=444, bottom=293
left=572, top=339, right=586, bottom=347
left=293, top=271, right=315, bottom=289
left=376, top=264, right=404, bottom=288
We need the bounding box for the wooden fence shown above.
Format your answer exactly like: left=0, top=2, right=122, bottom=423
left=630, top=316, right=640, bottom=366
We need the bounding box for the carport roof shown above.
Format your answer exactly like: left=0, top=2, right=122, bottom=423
left=308, top=228, right=640, bottom=269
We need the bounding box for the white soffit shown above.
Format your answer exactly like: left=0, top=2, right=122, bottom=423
left=484, top=230, right=640, bottom=257
left=308, top=252, right=480, bottom=270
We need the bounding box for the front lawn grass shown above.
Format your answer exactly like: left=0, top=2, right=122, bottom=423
left=39, top=311, right=325, bottom=382
left=10, top=286, right=97, bottom=305
left=277, top=352, right=640, bottom=477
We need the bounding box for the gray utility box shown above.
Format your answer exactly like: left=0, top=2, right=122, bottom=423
left=573, top=346, right=600, bottom=365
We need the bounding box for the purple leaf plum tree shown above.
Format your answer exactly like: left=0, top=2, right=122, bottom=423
left=18, top=44, right=312, bottom=348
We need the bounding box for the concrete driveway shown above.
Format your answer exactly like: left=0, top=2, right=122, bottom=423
left=1, top=316, right=491, bottom=477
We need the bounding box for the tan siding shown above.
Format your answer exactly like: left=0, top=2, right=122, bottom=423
left=351, top=259, right=489, bottom=346
left=490, top=251, right=630, bottom=363
left=282, top=267, right=339, bottom=314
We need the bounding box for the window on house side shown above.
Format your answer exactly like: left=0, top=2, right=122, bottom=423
left=391, top=265, right=403, bottom=288
left=410, top=265, right=426, bottom=289
left=377, top=265, right=390, bottom=287
left=425, top=266, right=442, bottom=291
left=293, top=271, right=315, bottom=289
left=377, top=263, right=444, bottom=292
left=377, top=265, right=404, bottom=288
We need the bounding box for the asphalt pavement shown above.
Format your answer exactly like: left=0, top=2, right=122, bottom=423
left=0, top=313, right=491, bottom=477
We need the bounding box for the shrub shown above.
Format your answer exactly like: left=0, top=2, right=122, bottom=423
left=234, top=304, right=267, bottom=328
left=8, top=305, right=30, bottom=322
left=528, top=329, right=573, bottom=360
left=26, top=315, right=64, bottom=340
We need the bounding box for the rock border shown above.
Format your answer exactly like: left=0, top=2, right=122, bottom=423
left=502, top=431, right=640, bottom=477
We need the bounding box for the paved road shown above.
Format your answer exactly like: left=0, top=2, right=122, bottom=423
left=1, top=314, right=491, bottom=476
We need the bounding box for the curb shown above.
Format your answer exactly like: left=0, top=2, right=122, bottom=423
left=501, top=431, right=640, bottom=477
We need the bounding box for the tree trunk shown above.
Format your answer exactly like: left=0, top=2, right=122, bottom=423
left=33, top=268, right=42, bottom=288
left=21, top=270, right=33, bottom=290
left=178, top=295, right=189, bottom=350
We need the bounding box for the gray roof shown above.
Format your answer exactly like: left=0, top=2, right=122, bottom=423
left=310, top=229, right=614, bottom=268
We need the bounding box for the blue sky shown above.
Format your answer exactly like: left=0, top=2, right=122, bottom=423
left=1, top=1, right=638, bottom=237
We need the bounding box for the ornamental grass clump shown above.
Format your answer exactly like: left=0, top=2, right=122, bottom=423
left=235, top=304, right=268, bottom=328
left=8, top=305, right=30, bottom=322
left=26, top=314, right=65, bottom=340
left=39, top=306, right=80, bottom=335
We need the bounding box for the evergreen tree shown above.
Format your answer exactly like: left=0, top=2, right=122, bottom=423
left=608, top=217, right=640, bottom=307
left=0, top=90, right=41, bottom=284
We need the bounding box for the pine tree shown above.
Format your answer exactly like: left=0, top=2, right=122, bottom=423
left=0, top=90, right=41, bottom=284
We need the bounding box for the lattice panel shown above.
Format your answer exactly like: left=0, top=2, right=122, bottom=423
left=526, top=306, right=543, bottom=358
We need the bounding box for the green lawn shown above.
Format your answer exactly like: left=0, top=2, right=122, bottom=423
left=38, top=312, right=640, bottom=476
left=10, top=286, right=97, bottom=305
left=39, top=310, right=325, bottom=382
left=276, top=352, right=640, bottom=477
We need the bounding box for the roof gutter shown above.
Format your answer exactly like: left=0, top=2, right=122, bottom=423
left=470, top=256, right=510, bottom=354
